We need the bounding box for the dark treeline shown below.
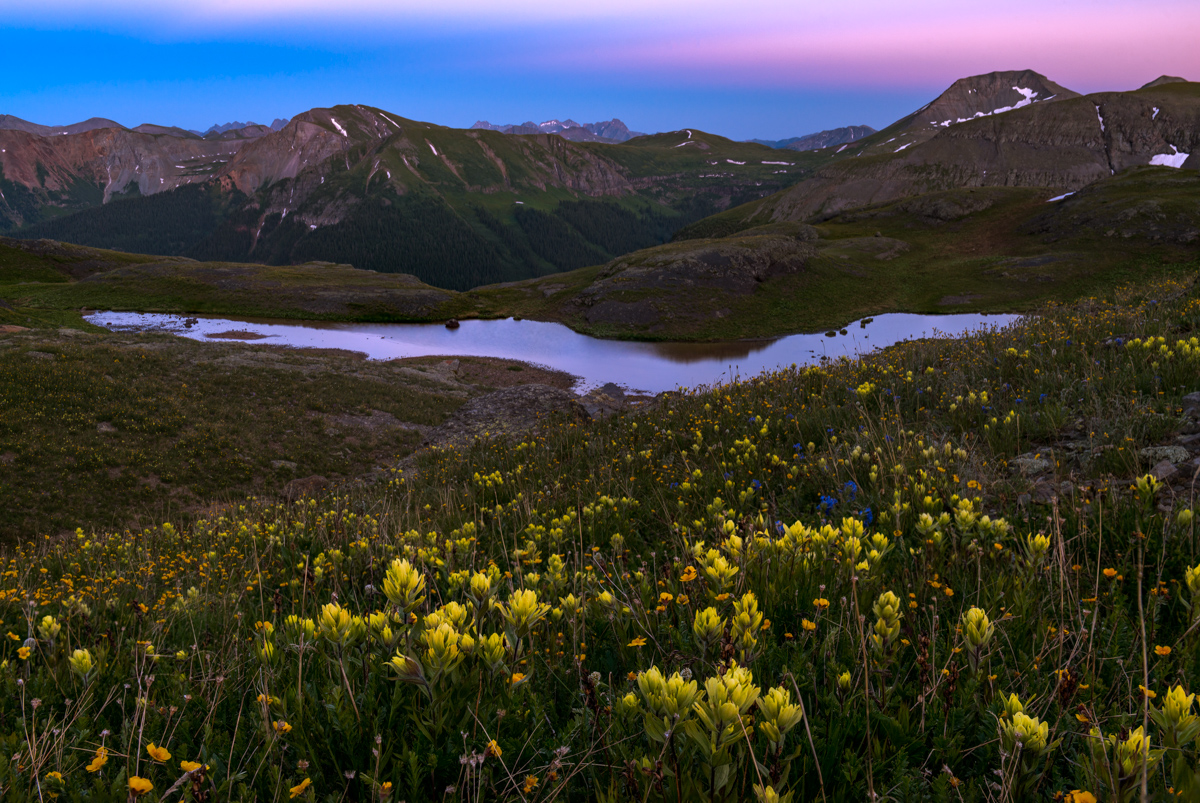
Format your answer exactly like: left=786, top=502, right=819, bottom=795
left=13, top=184, right=242, bottom=256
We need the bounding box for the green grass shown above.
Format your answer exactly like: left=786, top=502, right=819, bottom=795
left=0, top=327, right=471, bottom=541
left=1, top=261, right=473, bottom=323
left=2, top=277, right=1200, bottom=801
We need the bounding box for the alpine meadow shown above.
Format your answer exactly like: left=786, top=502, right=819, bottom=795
left=2, top=7, right=1200, bottom=801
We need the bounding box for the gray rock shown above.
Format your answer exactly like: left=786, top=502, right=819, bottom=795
left=1150, top=459, right=1178, bottom=481
left=580, top=383, right=630, bottom=419
left=271, top=460, right=298, bottom=471
left=97, top=422, right=117, bottom=433
left=25, top=351, right=54, bottom=360
left=1139, top=445, right=1190, bottom=465
left=1011, top=453, right=1052, bottom=476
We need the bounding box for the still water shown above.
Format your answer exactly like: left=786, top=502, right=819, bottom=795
left=86, top=311, right=1021, bottom=394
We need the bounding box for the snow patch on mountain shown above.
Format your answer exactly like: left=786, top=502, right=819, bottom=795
left=1149, top=145, right=1189, bottom=168
left=330, top=118, right=348, bottom=137
left=938, top=86, right=1046, bottom=126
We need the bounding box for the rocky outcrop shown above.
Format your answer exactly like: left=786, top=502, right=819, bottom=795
left=565, top=225, right=818, bottom=329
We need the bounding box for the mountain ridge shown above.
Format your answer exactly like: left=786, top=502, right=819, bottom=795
left=471, top=118, right=645, bottom=143
left=5, top=104, right=807, bottom=289
left=750, top=125, right=877, bottom=152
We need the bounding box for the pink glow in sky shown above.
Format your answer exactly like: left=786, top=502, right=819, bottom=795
left=531, top=7, right=1200, bottom=91
left=1, top=0, right=1195, bottom=137
left=3, top=0, right=1196, bottom=92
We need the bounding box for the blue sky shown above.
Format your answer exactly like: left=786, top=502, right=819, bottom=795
left=1, top=0, right=1196, bottom=140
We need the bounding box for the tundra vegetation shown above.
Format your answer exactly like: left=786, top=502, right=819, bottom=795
left=2, top=277, right=1200, bottom=802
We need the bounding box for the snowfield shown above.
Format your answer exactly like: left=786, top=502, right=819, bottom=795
left=1149, top=146, right=1190, bottom=168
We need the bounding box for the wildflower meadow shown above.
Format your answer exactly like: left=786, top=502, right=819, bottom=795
left=2, top=278, right=1200, bottom=801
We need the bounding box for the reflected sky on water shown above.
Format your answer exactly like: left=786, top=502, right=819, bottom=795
left=87, top=311, right=1021, bottom=394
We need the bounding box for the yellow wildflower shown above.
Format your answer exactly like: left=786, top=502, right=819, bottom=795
left=146, top=743, right=171, bottom=762
left=128, top=777, right=154, bottom=797
left=85, top=747, right=108, bottom=773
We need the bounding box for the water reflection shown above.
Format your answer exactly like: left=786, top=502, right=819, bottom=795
left=86, top=311, right=1021, bottom=394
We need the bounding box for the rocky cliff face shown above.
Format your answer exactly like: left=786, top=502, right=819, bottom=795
left=766, top=81, right=1200, bottom=222
left=0, top=125, right=244, bottom=226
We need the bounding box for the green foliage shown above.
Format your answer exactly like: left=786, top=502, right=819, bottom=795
left=514, top=205, right=608, bottom=271
left=14, top=184, right=244, bottom=256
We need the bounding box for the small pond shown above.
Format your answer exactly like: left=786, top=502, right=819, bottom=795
left=85, top=311, right=1021, bottom=394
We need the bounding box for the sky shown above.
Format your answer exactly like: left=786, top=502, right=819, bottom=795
left=1, top=0, right=1197, bottom=141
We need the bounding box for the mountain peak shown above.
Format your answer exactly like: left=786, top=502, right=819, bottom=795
left=204, top=118, right=289, bottom=137
left=1140, top=75, right=1188, bottom=89
left=915, top=70, right=1079, bottom=130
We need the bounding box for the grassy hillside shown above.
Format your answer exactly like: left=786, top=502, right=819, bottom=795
left=0, top=236, right=472, bottom=323
left=1, top=276, right=1199, bottom=800
left=469, top=169, right=1200, bottom=339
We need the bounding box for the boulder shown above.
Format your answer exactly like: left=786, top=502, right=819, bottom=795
left=1011, top=453, right=1052, bottom=476
left=1139, top=445, right=1189, bottom=465
left=1150, top=459, right=1178, bottom=482
left=282, top=475, right=328, bottom=501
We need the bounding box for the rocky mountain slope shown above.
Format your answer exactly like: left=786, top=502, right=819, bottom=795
left=0, top=115, right=124, bottom=137
left=3, top=106, right=818, bottom=289
left=696, top=75, right=1199, bottom=225
left=750, top=125, right=876, bottom=151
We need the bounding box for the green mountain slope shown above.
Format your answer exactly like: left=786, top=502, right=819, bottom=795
left=468, top=167, right=1200, bottom=339
left=8, top=106, right=827, bottom=290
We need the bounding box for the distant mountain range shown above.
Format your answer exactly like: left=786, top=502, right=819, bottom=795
left=195, top=119, right=289, bottom=137
left=0, top=107, right=801, bottom=289
left=2, top=71, right=1195, bottom=294
left=471, top=118, right=645, bottom=143
left=749, top=126, right=876, bottom=152
left=0, top=114, right=290, bottom=145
